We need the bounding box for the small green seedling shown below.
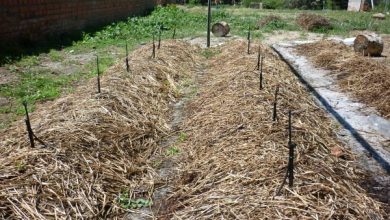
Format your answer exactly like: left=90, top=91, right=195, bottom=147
left=166, top=146, right=180, bottom=156
left=15, top=161, right=26, bottom=172
left=118, top=192, right=152, bottom=209
left=178, top=132, right=187, bottom=142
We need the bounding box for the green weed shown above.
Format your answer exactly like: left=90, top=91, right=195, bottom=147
left=48, top=50, right=64, bottom=62
left=178, top=132, right=188, bottom=142
left=118, top=192, right=152, bottom=209
left=166, top=146, right=180, bottom=156
left=15, top=161, right=26, bottom=172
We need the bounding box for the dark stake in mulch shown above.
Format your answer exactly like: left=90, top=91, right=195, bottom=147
left=23, top=101, right=35, bottom=148
left=207, top=0, right=212, bottom=48
left=259, top=56, right=264, bottom=90
left=275, top=110, right=296, bottom=196
left=247, top=27, right=251, bottom=54
left=273, top=86, right=279, bottom=121
left=287, top=111, right=296, bottom=187
left=158, top=29, right=162, bottom=49
left=22, top=101, right=47, bottom=148
left=172, top=27, right=176, bottom=39
left=96, top=56, right=101, bottom=93
left=152, top=34, right=156, bottom=58
left=125, top=42, right=130, bottom=72
left=257, top=46, right=261, bottom=70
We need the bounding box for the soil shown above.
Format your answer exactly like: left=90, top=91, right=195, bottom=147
left=261, top=30, right=324, bottom=45
left=0, top=67, right=18, bottom=86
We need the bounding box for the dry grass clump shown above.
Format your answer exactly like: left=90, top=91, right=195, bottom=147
left=296, top=40, right=390, bottom=119
left=162, top=40, right=387, bottom=219
left=0, top=40, right=199, bottom=219
left=257, top=15, right=283, bottom=28
left=297, top=13, right=332, bottom=31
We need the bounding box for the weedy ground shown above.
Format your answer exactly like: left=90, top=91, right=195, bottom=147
left=1, top=5, right=389, bottom=128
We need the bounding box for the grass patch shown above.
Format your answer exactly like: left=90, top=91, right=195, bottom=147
left=48, top=49, right=65, bottom=62
left=2, top=5, right=390, bottom=128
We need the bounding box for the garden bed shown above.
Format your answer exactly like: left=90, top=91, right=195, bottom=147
left=161, top=40, right=388, bottom=219
left=0, top=40, right=200, bottom=219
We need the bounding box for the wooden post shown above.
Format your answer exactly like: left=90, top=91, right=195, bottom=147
left=288, top=111, right=296, bottom=188
left=96, top=56, right=101, bottom=93
left=125, top=42, right=130, bottom=72
left=152, top=34, right=156, bottom=58
left=172, top=27, right=176, bottom=39
left=247, top=27, right=251, bottom=54
left=274, top=110, right=296, bottom=196
left=259, top=56, right=264, bottom=90
left=207, top=0, right=211, bottom=48
left=257, top=46, right=261, bottom=71
left=158, top=27, right=162, bottom=49
left=23, top=101, right=34, bottom=148
left=273, top=86, right=279, bottom=121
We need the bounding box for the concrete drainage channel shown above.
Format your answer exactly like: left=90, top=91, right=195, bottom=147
left=272, top=42, right=390, bottom=200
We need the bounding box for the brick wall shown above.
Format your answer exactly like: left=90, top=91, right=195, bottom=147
left=0, top=0, right=158, bottom=43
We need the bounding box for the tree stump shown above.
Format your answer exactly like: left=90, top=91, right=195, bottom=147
left=212, top=22, right=230, bottom=37
left=353, top=33, right=384, bottom=56
left=372, top=13, right=386, bottom=20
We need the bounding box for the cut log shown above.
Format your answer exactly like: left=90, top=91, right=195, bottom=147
left=353, top=33, right=384, bottom=56
left=211, top=22, right=230, bottom=37
left=372, top=13, right=386, bottom=20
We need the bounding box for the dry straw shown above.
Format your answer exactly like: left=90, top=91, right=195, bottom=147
left=0, top=40, right=199, bottom=219
left=296, top=40, right=390, bottom=119
left=1, top=38, right=388, bottom=220
left=161, top=40, right=387, bottom=219
left=297, top=13, right=332, bottom=31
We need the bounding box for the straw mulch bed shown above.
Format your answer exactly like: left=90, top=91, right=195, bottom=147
left=296, top=40, right=390, bottom=119
left=297, top=13, right=332, bottom=31
left=162, top=40, right=387, bottom=219
left=0, top=40, right=199, bottom=219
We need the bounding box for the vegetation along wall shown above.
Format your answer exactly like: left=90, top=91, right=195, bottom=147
left=0, top=0, right=159, bottom=44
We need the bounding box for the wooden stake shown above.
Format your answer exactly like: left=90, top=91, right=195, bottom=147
left=125, top=42, right=130, bottom=72
left=96, top=56, right=101, bottom=93
left=257, top=46, right=261, bottom=70
left=273, top=86, right=279, bottom=121
left=207, top=0, right=211, bottom=48
left=274, top=110, right=296, bottom=196
left=247, top=27, right=251, bottom=54
left=158, top=28, right=162, bottom=49
left=23, top=101, right=34, bottom=148
left=172, top=27, right=176, bottom=39
left=152, top=34, right=156, bottom=58
left=288, top=110, right=296, bottom=188
left=259, top=56, right=264, bottom=90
